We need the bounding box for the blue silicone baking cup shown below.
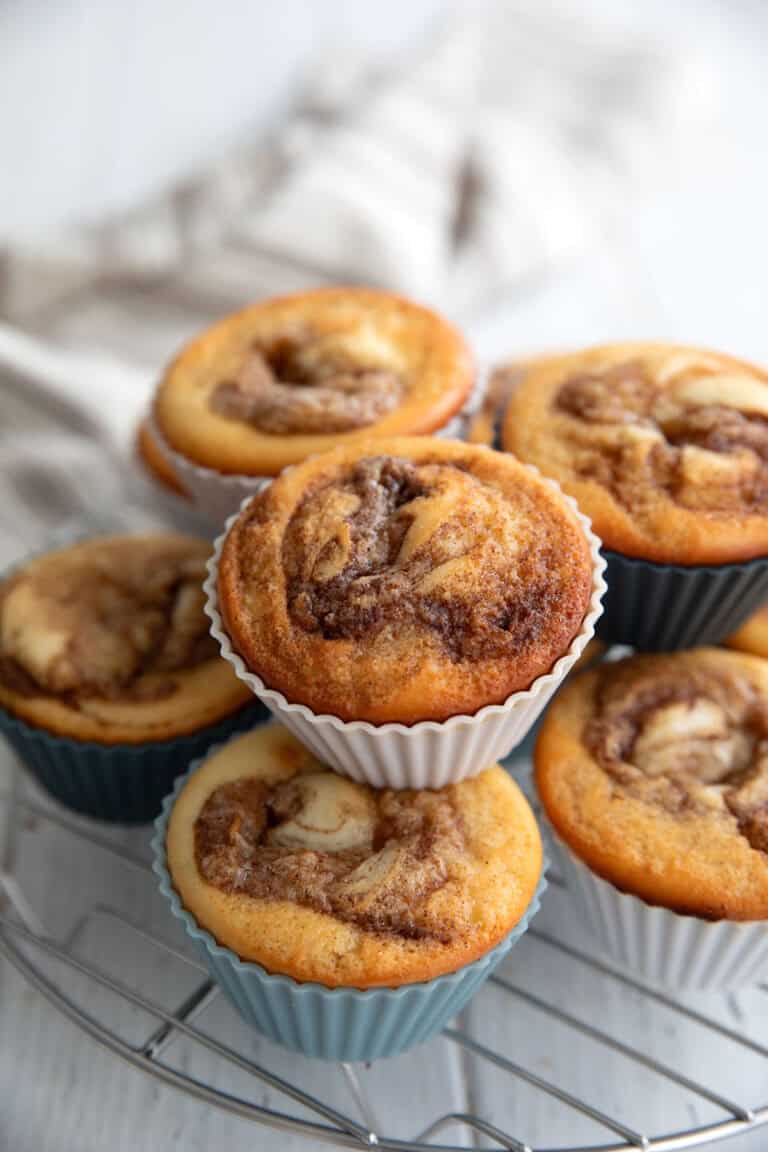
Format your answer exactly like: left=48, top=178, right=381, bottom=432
left=152, top=761, right=548, bottom=1061
left=597, top=549, right=768, bottom=650
left=0, top=701, right=267, bottom=824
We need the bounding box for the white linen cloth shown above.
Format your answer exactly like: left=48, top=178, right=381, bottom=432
left=0, top=2, right=719, bottom=561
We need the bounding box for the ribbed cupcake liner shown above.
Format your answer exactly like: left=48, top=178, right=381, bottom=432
left=149, top=379, right=486, bottom=528
left=153, top=767, right=548, bottom=1061
left=150, top=417, right=269, bottom=527
left=502, top=642, right=607, bottom=767
left=597, top=549, right=768, bottom=650
left=0, top=702, right=267, bottom=824
left=204, top=477, right=606, bottom=789
left=550, top=825, right=768, bottom=989
left=130, top=451, right=219, bottom=540
left=433, top=370, right=486, bottom=442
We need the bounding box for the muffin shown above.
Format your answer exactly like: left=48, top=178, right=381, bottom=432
left=208, top=437, right=606, bottom=786
left=726, top=603, right=768, bottom=658
left=152, top=286, right=476, bottom=521
left=503, top=342, right=768, bottom=648
left=536, top=648, right=768, bottom=987
left=0, top=534, right=262, bottom=821
left=155, top=722, right=545, bottom=1058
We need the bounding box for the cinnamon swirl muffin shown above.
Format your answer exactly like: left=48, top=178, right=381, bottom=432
left=210, top=438, right=605, bottom=785
left=156, top=723, right=545, bottom=1058
left=504, top=343, right=768, bottom=648
left=152, top=287, right=475, bottom=520
left=0, top=534, right=261, bottom=821
left=536, top=649, right=768, bottom=986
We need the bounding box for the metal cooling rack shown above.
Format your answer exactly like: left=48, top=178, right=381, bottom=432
left=1, top=753, right=767, bottom=1152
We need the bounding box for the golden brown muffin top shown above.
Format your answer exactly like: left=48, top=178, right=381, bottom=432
left=167, top=724, right=543, bottom=985
left=536, top=649, right=768, bottom=919
left=0, top=535, right=251, bottom=744
left=217, top=438, right=596, bottom=724
left=154, top=287, right=474, bottom=477
left=503, top=343, right=768, bottom=563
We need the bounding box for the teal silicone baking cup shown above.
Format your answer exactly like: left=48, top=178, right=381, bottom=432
left=0, top=702, right=267, bottom=824
left=597, top=549, right=768, bottom=650
left=152, top=761, right=548, bottom=1061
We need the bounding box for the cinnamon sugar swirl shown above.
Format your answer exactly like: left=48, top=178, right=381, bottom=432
left=536, top=649, right=768, bottom=920
left=166, top=723, right=543, bottom=986
left=0, top=535, right=252, bottom=743
left=153, top=287, right=475, bottom=480
left=504, top=343, right=768, bottom=565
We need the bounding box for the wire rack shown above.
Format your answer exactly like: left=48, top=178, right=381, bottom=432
left=1, top=749, right=767, bottom=1152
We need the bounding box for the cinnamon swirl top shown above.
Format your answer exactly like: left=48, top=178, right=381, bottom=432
left=195, top=760, right=466, bottom=940
left=154, top=287, right=474, bottom=477
left=0, top=535, right=251, bottom=743
left=217, top=438, right=596, bottom=724
left=503, top=343, right=768, bottom=563
left=536, top=649, right=768, bottom=919
left=166, top=723, right=543, bottom=985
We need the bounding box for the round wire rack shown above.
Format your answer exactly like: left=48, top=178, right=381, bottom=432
left=1, top=749, right=767, bottom=1152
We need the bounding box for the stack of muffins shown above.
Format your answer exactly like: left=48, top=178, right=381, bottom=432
left=3, top=290, right=767, bottom=1062
left=146, top=288, right=608, bottom=1058
left=503, top=343, right=768, bottom=987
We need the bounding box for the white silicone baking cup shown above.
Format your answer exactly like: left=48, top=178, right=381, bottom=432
left=433, top=371, right=486, bottom=441
left=150, top=416, right=270, bottom=527
left=131, top=448, right=220, bottom=540
left=203, top=471, right=607, bottom=789
left=150, top=376, right=486, bottom=528
left=550, top=824, right=768, bottom=990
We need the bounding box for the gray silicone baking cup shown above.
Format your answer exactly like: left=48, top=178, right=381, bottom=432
left=597, top=549, right=768, bottom=650
left=0, top=702, right=267, bottom=824
left=152, top=760, right=548, bottom=1061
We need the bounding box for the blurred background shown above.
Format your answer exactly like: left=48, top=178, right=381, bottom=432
left=1, top=0, right=768, bottom=554
left=2, top=0, right=768, bottom=345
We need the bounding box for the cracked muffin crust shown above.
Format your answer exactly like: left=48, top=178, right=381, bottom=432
left=153, top=287, right=474, bottom=478
left=503, top=342, right=768, bottom=564
left=536, top=649, right=768, bottom=919
left=217, top=437, right=595, bottom=724
left=0, top=535, right=253, bottom=744
left=166, top=723, right=543, bottom=985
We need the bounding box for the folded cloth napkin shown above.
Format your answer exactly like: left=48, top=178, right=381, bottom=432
left=0, top=2, right=720, bottom=560
left=0, top=2, right=698, bottom=339
left=0, top=324, right=161, bottom=565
